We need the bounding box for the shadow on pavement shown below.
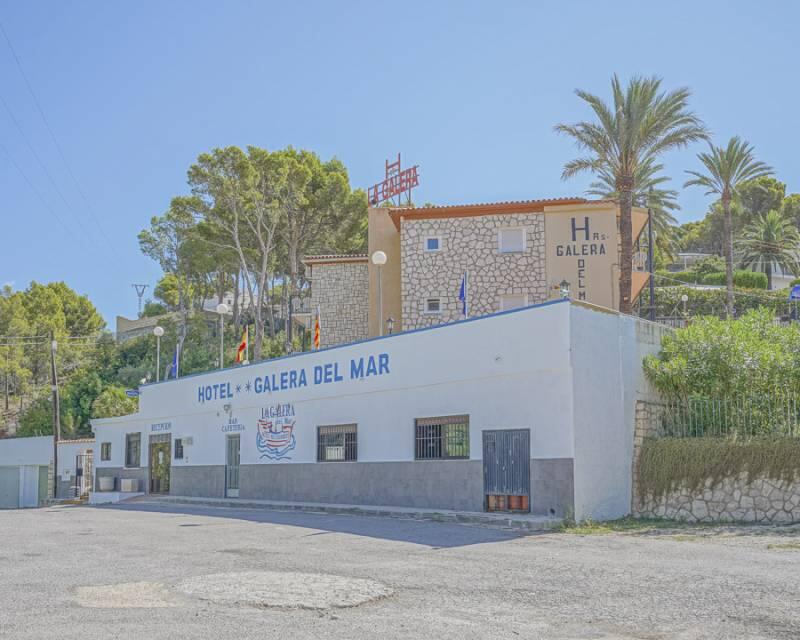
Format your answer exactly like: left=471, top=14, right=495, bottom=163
left=96, top=501, right=527, bottom=548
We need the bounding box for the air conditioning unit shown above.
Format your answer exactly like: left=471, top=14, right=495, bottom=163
left=183, top=437, right=194, bottom=446
left=120, top=478, right=138, bottom=492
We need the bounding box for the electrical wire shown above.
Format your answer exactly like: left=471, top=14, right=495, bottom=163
left=0, top=20, right=116, bottom=249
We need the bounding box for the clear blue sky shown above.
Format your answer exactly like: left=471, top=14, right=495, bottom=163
left=1, top=1, right=798, bottom=325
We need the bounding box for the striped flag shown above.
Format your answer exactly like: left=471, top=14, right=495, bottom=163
left=235, top=326, right=248, bottom=364
left=313, top=307, right=321, bottom=350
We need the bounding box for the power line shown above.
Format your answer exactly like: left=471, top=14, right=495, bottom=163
left=0, top=20, right=117, bottom=249
left=0, top=142, right=77, bottom=241
left=0, top=91, right=97, bottom=246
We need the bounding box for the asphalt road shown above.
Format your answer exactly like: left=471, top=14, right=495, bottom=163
left=1, top=502, right=799, bottom=639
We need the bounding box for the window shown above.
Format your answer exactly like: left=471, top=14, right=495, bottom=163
left=100, top=442, right=111, bottom=461
left=125, top=433, right=141, bottom=468
left=174, top=438, right=184, bottom=460
left=317, top=424, right=357, bottom=462
left=424, top=298, right=441, bottom=314
left=415, top=415, right=469, bottom=460
left=499, top=293, right=528, bottom=311
left=425, top=236, right=441, bottom=252
left=498, top=227, right=526, bottom=253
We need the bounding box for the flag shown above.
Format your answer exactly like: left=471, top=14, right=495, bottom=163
left=168, top=345, right=179, bottom=379
left=458, top=271, right=469, bottom=318
left=790, top=285, right=800, bottom=301
left=313, top=307, right=321, bottom=350
left=235, top=326, right=248, bottom=363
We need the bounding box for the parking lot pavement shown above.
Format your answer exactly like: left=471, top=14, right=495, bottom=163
left=1, top=503, right=799, bottom=640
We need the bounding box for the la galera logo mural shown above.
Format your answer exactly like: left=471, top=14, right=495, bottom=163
left=256, top=404, right=296, bottom=460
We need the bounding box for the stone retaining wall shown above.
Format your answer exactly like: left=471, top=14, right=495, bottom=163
left=631, top=400, right=800, bottom=524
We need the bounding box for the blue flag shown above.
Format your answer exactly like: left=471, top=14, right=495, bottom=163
left=458, top=271, right=468, bottom=318
left=168, top=345, right=179, bottom=379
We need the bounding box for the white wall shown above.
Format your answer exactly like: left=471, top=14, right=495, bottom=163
left=94, top=300, right=576, bottom=468
left=570, top=304, right=666, bottom=521
left=0, top=436, right=52, bottom=466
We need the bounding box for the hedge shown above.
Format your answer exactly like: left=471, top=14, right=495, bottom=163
left=700, top=270, right=768, bottom=289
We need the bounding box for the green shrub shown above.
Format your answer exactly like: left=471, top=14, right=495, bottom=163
left=700, top=270, right=768, bottom=289
left=790, top=278, right=800, bottom=288
left=652, top=286, right=789, bottom=318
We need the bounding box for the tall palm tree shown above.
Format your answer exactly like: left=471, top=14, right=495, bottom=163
left=737, top=210, right=800, bottom=290
left=685, top=137, right=773, bottom=316
left=556, top=75, right=707, bottom=314
left=586, top=156, right=680, bottom=261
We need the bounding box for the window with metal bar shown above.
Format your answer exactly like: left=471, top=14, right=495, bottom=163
left=317, top=424, right=357, bottom=462
left=415, top=415, right=469, bottom=460
left=125, top=433, right=141, bottom=468
left=100, top=442, right=111, bottom=461
left=174, top=438, right=184, bottom=460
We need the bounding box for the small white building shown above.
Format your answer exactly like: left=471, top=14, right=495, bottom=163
left=0, top=437, right=94, bottom=508
left=91, top=300, right=665, bottom=521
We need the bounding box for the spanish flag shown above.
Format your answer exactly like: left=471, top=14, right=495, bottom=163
left=235, top=326, right=248, bottom=363
left=313, top=307, right=321, bottom=350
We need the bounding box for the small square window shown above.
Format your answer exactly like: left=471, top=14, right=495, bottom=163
left=317, top=424, right=357, bottom=462
left=425, top=237, right=441, bottom=252
left=100, top=442, right=111, bottom=461
left=424, top=298, right=441, bottom=314
left=499, top=228, right=526, bottom=253
left=174, top=438, right=184, bottom=460
left=499, top=293, right=528, bottom=311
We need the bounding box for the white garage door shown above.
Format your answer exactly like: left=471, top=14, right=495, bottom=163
left=0, top=467, right=20, bottom=509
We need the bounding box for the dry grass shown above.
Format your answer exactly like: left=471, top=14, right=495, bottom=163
left=637, top=437, right=800, bottom=504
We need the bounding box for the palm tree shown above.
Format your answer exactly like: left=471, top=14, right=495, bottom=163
left=556, top=75, right=707, bottom=314
left=586, top=156, right=680, bottom=260
left=685, top=137, right=773, bottom=316
left=737, top=210, right=800, bottom=290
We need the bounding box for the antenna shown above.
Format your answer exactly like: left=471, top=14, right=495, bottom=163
left=132, top=284, right=149, bottom=317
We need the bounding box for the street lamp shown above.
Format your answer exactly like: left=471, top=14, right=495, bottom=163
left=559, top=279, right=571, bottom=299
left=153, top=326, right=164, bottom=382
left=216, top=303, right=229, bottom=370
left=386, top=317, right=395, bottom=335
left=371, top=251, right=387, bottom=336
left=681, top=294, right=689, bottom=318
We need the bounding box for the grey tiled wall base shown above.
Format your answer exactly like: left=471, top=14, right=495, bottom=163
left=531, top=458, right=574, bottom=518
left=240, top=460, right=485, bottom=511
left=171, top=466, right=226, bottom=498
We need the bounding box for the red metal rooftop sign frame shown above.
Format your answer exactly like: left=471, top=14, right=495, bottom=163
left=368, top=153, right=419, bottom=206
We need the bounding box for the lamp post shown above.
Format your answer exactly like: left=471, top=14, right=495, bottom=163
left=371, top=251, right=387, bottom=336
left=681, top=294, right=689, bottom=319
left=216, top=303, right=229, bottom=370
left=386, top=317, right=395, bottom=335
left=559, top=279, right=571, bottom=299
left=153, top=326, right=164, bottom=382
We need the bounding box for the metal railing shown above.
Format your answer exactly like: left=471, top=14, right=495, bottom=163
left=655, top=395, right=800, bottom=439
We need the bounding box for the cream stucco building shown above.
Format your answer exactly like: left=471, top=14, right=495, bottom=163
left=303, top=197, right=650, bottom=348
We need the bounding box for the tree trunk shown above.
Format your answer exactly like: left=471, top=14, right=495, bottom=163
left=232, top=270, right=240, bottom=329
left=766, top=263, right=773, bottom=291
left=617, top=176, right=634, bottom=315
left=722, top=194, right=734, bottom=318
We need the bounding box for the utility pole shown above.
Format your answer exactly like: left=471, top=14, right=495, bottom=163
left=4, top=346, right=9, bottom=412
left=132, top=284, right=149, bottom=318
left=50, top=336, right=61, bottom=499
left=647, top=188, right=656, bottom=322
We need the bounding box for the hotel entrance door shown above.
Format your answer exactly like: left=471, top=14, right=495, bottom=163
left=149, top=434, right=171, bottom=494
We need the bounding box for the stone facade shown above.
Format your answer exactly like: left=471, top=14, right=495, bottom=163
left=632, top=400, right=800, bottom=524
left=400, top=213, right=549, bottom=330
left=308, top=260, right=369, bottom=348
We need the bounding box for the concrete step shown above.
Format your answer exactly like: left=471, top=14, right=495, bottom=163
left=127, top=495, right=563, bottom=532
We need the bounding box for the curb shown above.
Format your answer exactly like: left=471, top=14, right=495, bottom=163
left=128, top=496, right=563, bottom=532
